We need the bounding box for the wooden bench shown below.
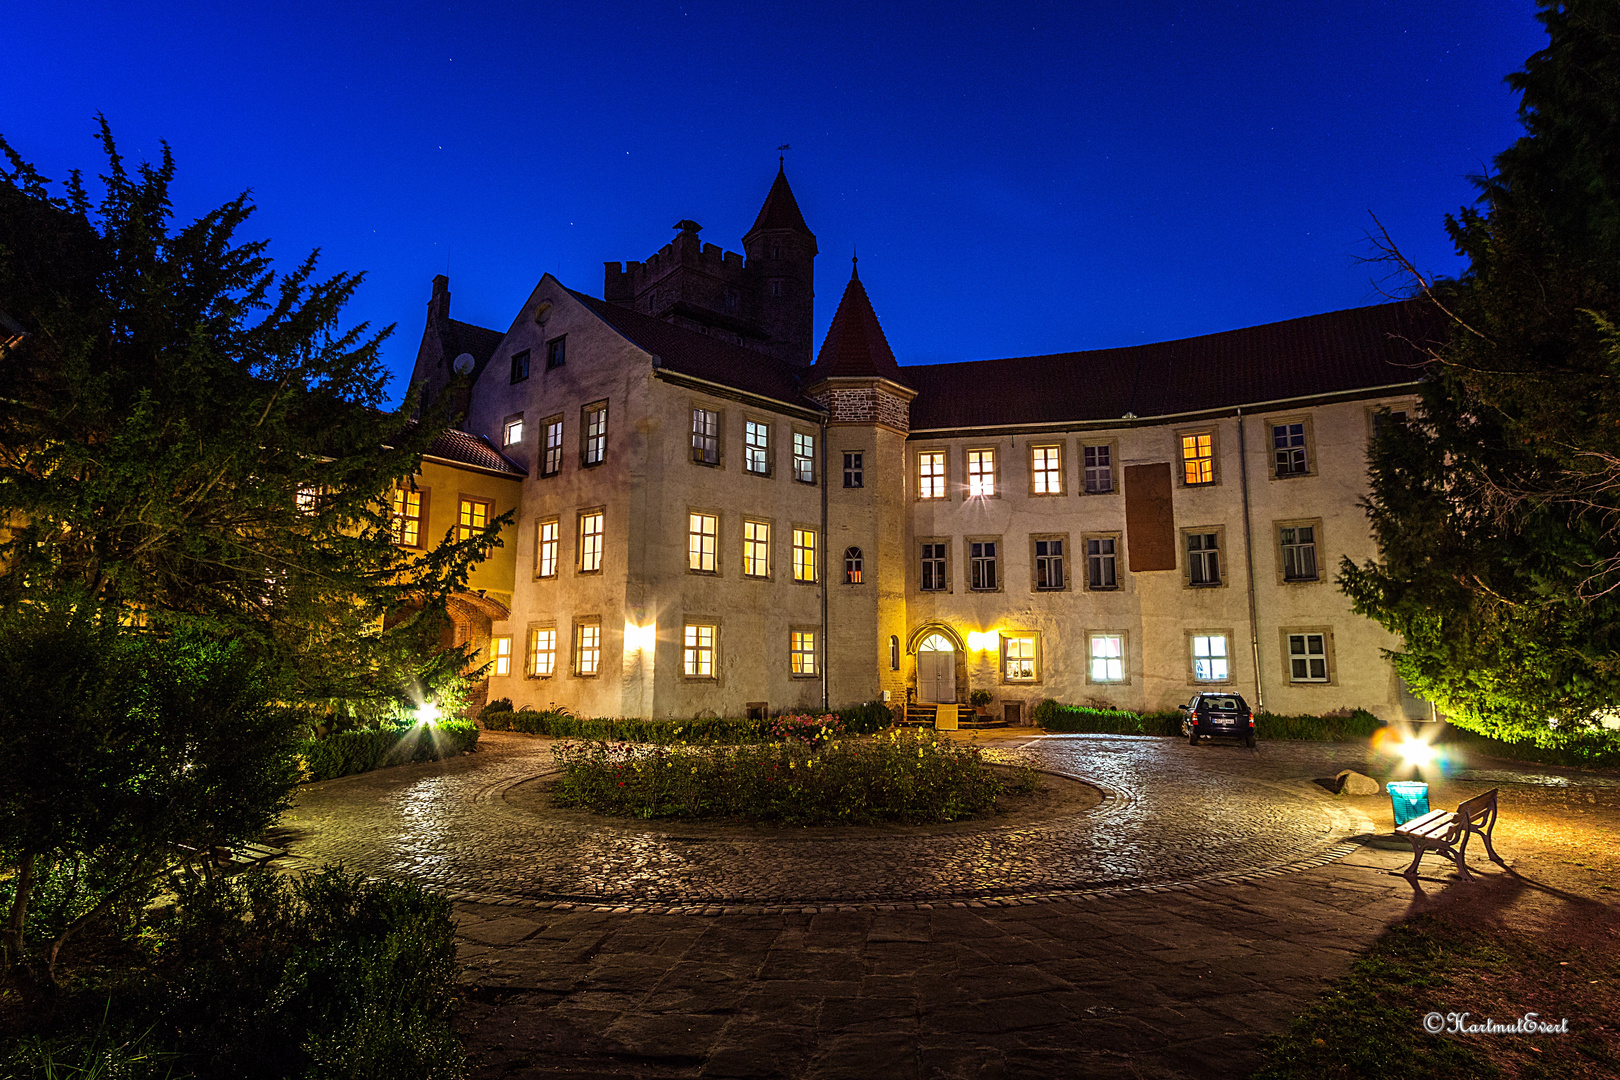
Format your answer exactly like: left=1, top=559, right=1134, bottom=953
left=1394, top=787, right=1504, bottom=880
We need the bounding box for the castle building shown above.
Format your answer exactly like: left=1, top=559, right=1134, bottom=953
left=408, top=168, right=1438, bottom=723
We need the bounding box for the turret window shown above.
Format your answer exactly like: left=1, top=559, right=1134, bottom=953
left=844, top=547, right=864, bottom=584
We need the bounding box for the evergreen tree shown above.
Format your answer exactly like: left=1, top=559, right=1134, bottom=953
left=0, top=119, right=504, bottom=715
left=1341, top=1, right=1620, bottom=742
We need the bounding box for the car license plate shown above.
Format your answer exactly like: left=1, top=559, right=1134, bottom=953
left=1214, top=718, right=1234, bottom=727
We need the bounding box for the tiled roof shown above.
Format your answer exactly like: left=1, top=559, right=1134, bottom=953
left=571, top=291, right=825, bottom=413
left=425, top=428, right=527, bottom=477
left=746, top=164, right=815, bottom=238
left=806, top=267, right=909, bottom=385
left=904, top=300, right=1440, bottom=431
left=448, top=318, right=505, bottom=373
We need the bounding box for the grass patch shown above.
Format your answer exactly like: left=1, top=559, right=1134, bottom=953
left=1031, top=699, right=1386, bottom=741
left=1254, top=914, right=1620, bottom=1080
left=550, top=728, right=1037, bottom=825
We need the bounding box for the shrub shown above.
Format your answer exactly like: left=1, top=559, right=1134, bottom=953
left=1032, top=699, right=1387, bottom=742
left=550, top=729, right=1030, bottom=825
left=837, top=699, right=896, bottom=734
left=1437, top=723, right=1620, bottom=769
left=297, top=719, right=478, bottom=782
left=482, top=701, right=896, bottom=743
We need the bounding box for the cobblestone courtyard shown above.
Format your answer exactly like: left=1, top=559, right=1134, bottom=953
left=278, top=731, right=1620, bottom=1078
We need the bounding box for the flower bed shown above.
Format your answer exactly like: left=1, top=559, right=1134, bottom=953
left=549, top=728, right=1036, bottom=825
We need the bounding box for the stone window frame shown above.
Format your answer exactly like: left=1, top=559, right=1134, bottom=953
left=456, top=494, right=494, bottom=543
left=1275, top=517, right=1324, bottom=585
left=580, top=400, right=609, bottom=468
left=534, top=516, right=560, bottom=580
left=571, top=618, right=603, bottom=679
left=743, top=416, right=774, bottom=478
left=1083, top=531, right=1122, bottom=591
left=999, top=630, right=1042, bottom=685
left=681, top=620, right=719, bottom=681
left=1176, top=426, right=1220, bottom=487
left=502, top=412, right=525, bottom=447
left=1181, top=525, right=1227, bottom=589
left=389, top=485, right=427, bottom=549
left=489, top=635, right=512, bottom=677
left=1086, top=630, right=1130, bottom=686
left=791, top=524, right=818, bottom=584
left=915, top=447, right=949, bottom=501
left=1186, top=628, right=1235, bottom=684
left=791, top=428, right=817, bottom=485
left=1081, top=439, right=1119, bottom=495
left=1366, top=400, right=1415, bottom=446
left=687, top=508, right=721, bottom=576
left=964, top=445, right=1000, bottom=499
left=965, top=534, right=1002, bottom=593
left=576, top=507, right=606, bottom=575
left=842, top=450, right=864, bottom=489
left=509, top=348, right=531, bottom=385
left=742, top=516, right=774, bottom=580
left=691, top=403, right=725, bottom=467
left=540, top=414, right=564, bottom=477
left=1030, top=532, right=1070, bottom=593
left=918, top=536, right=952, bottom=593
left=1266, top=413, right=1317, bottom=480
left=525, top=622, right=558, bottom=679
left=1027, top=442, right=1066, bottom=497
left=789, top=626, right=819, bottom=678
left=1281, top=626, right=1337, bottom=685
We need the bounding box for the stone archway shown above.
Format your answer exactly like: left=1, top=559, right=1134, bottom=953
left=446, top=592, right=510, bottom=717
left=906, top=623, right=967, bottom=705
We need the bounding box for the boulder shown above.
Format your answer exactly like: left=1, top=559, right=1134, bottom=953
left=1335, top=769, right=1380, bottom=796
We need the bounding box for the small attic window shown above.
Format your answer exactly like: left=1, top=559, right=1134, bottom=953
left=510, top=349, right=530, bottom=384
left=546, top=336, right=566, bottom=369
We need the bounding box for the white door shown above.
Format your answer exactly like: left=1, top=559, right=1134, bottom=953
left=916, top=635, right=956, bottom=703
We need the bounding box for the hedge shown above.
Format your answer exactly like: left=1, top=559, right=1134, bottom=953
left=297, top=719, right=479, bottom=782
left=1438, top=723, right=1620, bottom=770
left=478, top=699, right=895, bottom=743
left=1032, top=699, right=1387, bottom=742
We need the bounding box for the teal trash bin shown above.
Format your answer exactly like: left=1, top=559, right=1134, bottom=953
left=1387, top=781, right=1430, bottom=826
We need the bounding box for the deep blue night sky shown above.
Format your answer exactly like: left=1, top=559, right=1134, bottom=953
left=7, top=2, right=1545, bottom=399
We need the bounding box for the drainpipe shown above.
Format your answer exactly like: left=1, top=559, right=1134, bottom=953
left=1236, top=408, right=1265, bottom=711
left=819, top=416, right=830, bottom=712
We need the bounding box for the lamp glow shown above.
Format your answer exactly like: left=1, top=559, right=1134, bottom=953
left=966, top=631, right=998, bottom=652
left=624, top=621, right=656, bottom=654
left=414, top=702, right=441, bottom=726
left=1398, top=735, right=1435, bottom=770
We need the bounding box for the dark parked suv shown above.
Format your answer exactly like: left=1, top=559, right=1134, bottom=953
left=1181, top=692, right=1256, bottom=747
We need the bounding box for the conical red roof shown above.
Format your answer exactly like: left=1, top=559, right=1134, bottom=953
left=808, top=264, right=907, bottom=384
left=747, top=164, right=815, bottom=238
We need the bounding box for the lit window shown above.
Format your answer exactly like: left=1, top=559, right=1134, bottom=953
left=1273, top=422, right=1308, bottom=477
left=574, top=623, right=600, bottom=676
left=1087, top=536, right=1118, bottom=589
left=390, top=488, right=422, bottom=547
left=745, top=421, right=770, bottom=475
left=1288, top=632, right=1329, bottom=682
left=503, top=415, right=524, bottom=446
left=528, top=628, right=556, bottom=677
left=546, top=336, right=566, bottom=369
left=688, top=512, right=718, bottom=573
left=1187, top=532, right=1220, bottom=586
left=968, top=449, right=995, bottom=497
left=683, top=624, right=715, bottom=677
left=1192, top=634, right=1229, bottom=681
left=1083, top=444, right=1113, bottom=493
left=1031, top=445, right=1063, bottom=494
left=1181, top=432, right=1214, bottom=485
left=457, top=497, right=490, bottom=542
left=1003, top=634, right=1037, bottom=681
left=793, top=432, right=815, bottom=483
left=542, top=416, right=563, bottom=476
left=582, top=404, right=607, bottom=466
left=510, top=349, right=530, bottom=384
left=792, top=528, right=817, bottom=583
left=843, top=451, right=863, bottom=488
left=743, top=520, right=770, bottom=577
left=296, top=485, right=319, bottom=515
left=490, top=636, right=512, bottom=677
left=844, top=546, right=864, bottom=584
left=1034, top=538, right=1064, bottom=591
left=791, top=630, right=816, bottom=676
left=1280, top=524, right=1319, bottom=582
left=1089, top=633, right=1124, bottom=683
left=920, top=542, right=947, bottom=591
left=578, top=511, right=604, bottom=573
left=969, top=540, right=998, bottom=591
left=692, top=408, right=720, bottom=464
left=918, top=451, right=945, bottom=499
left=536, top=518, right=559, bottom=578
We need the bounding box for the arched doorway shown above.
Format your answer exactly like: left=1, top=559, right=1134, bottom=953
left=916, top=631, right=957, bottom=704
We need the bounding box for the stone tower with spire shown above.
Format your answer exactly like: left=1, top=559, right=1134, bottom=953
left=603, top=162, right=818, bottom=366
left=805, top=261, right=916, bottom=705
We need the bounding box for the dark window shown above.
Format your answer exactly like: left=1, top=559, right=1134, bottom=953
left=692, top=408, right=720, bottom=464
left=1188, top=532, right=1220, bottom=586
left=1372, top=409, right=1409, bottom=441
left=844, top=547, right=864, bottom=584
left=582, top=403, right=607, bottom=466
left=1288, top=633, right=1329, bottom=682
left=969, top=541, right=997, bottom=591
left=546, top=336, right=567, bottom=369
left=509, top=349, right=530, bottom=384
left=1035, top=539, right=1064, bottom=590
left=890, top=635, right=900, bottom=671
left=1083, top=444, right=1112, bottom=493
left=843, top=452, right=863, bottom=488
left=1087, top=537, right=1117, bottom=589
left=1273, top=422, right=1308, bottom=477
left=542, top=416, right=563, bottom=476
left=920, top=543, right=947, bottom=591
left=1281, top=525, right=1319, bottom=581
